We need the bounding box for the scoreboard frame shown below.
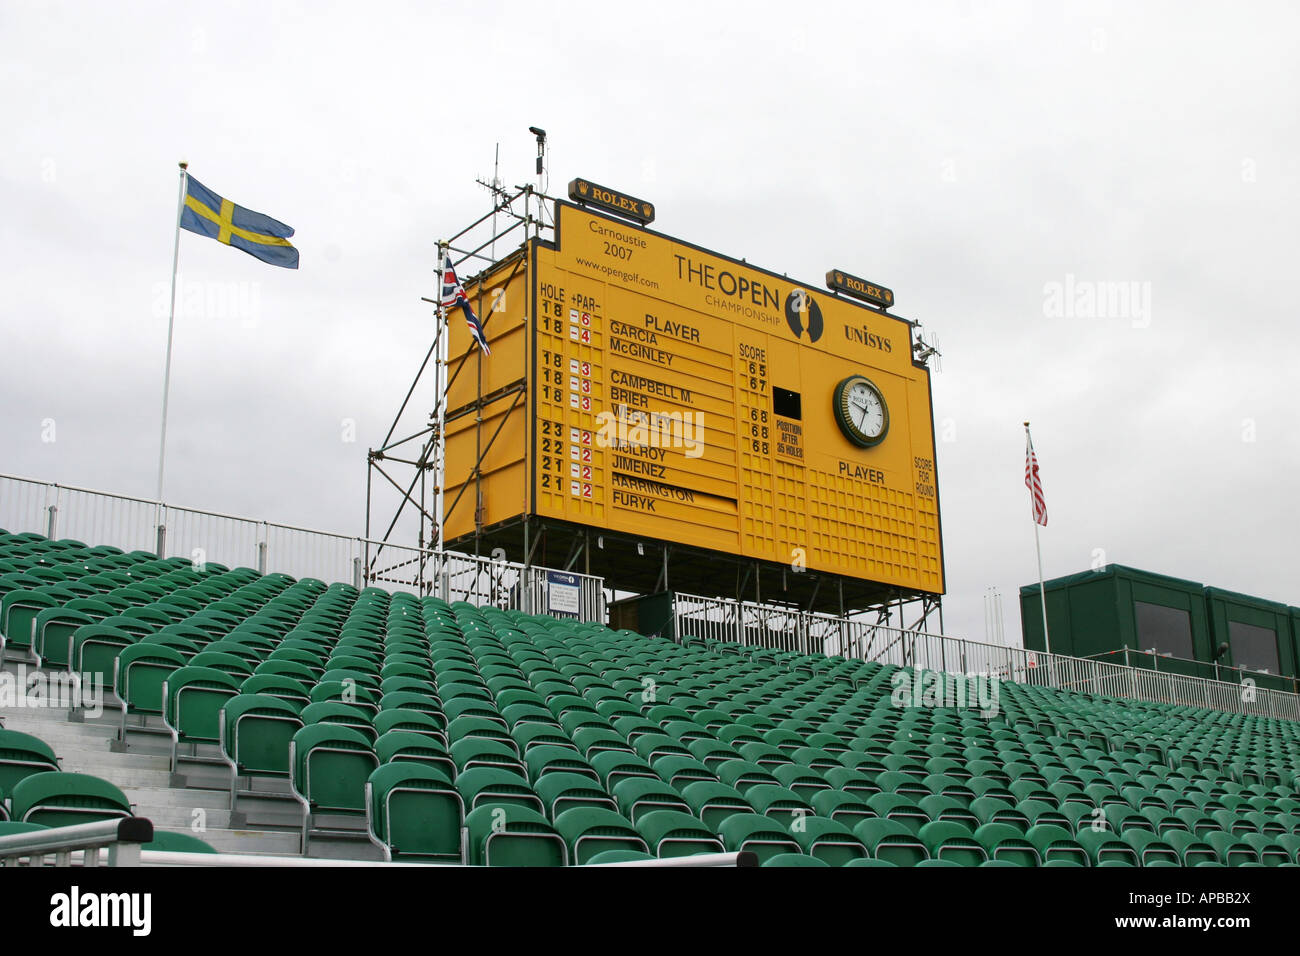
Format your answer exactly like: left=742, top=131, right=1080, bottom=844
left=441, top=198, right=946, bottom=613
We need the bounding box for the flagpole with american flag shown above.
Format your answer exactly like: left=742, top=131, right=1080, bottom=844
left=1024, top=421, right=1052, bottom=656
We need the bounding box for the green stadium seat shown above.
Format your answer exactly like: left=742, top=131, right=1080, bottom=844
left=464, top=804, right=567, bottom=866
left=31, top=605, right=99, bottom=668
left=790, top=815, right=869, bottom=865
left=1163, top=829, right=1220, bottom=866
left=651, top=754, right=717, bottom=791
left=219, top=693, right=303, bottom=809
left=864, top=792, right=930, bottom=834
left=525, top=744, right=600, bottom=787
left=763, top=852, right=829, bottom=867
left=1120, top=830, right=1181, bottom=866
left=717, top=759, right=779, bottom=794
left=0, top=730, right=60, bottom=796
left=853, top=818, right=928, bottom=866
left=554, top=807, right=649, bottom=864
left=843, top=857, right=898, bottom=867
left=533, top=771, right=617, bottom=821
left=300, top=702, right=377, bottom=745
left=10, top=771, right=133, bottom=826
left=240, top=673, right=311, bottom=709
left=1240, top=832, right=1291, bottom=866
left=706, top=812, right=800, bottom=867
left=143, top=831, right=217, bottom=854
left=917, top=821, right=987, bottom=865
left=162, top=665, right=243, bottom=771
left=374, top=708, right=447, bottom=743
left=289, top=723, right=379, bottom=853
left=1, top=587, right=68, bottom=653
left=113, top=642, right=188, bottom=737
left=0, top=820, right=48, bottom=845
left=365, top=762, right=464, bottom=862
left=1073, top=829, right=1138, bottom=866
left=584, top=849, right=659, bottom=865
left=1025, top=824, right=1090, bottom=866
left=824, top=767, right=880, bottom=798
left=636, top=809, right=725, bottom=858
left=612, top=776, right=691, bottom=824
left=591, top=751, right=657, bottom=791
left=805, top=785, right=873, bottom=826
left=679, top=780, right=752, bottom=830
left=1203, top=830, right=1259, bottom=866
left=456, top=767, right=544, bottom=815
left=974, top=822, right=1040, bottom=866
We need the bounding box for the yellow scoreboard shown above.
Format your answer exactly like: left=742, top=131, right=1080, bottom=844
left=443, top=200, right=944, bottom=596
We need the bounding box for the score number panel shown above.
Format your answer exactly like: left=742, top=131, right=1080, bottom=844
left=528, top=206, right=943, bottom=594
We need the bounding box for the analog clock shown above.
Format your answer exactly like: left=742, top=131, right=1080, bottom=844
left=833, top=374, right=889, bottom=448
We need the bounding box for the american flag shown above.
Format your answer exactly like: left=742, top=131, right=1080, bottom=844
left=440, top=252, right=491, bottom=355
left=1025, top=430, right=1047, bottom=526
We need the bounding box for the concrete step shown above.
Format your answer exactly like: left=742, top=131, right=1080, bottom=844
left=132, top=804, right=236, bottom=829
left=238, top=799, right=307, bottom=831
left=59, top=763, right=173, bottom=789
left=52, top=748, right=173, bottom=772
left=0, top=661, right=331, bottom=860
left=122, top=785, right=234, bottom=811
left=159, top=825, right=304, bottom=855
left=307, top=834, right=386, bottom=861
left=0, top=712, right=120, bottom=738
left=0, top=731, right=122, bottom=755
left=173, top=764, right=238, bottom=792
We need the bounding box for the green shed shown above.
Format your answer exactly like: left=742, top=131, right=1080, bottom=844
left=1020, top=565, right=1211, bottom=665
left=1204, top=588, right=1294, bottom=678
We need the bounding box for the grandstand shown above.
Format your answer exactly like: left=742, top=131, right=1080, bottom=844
left=3, top=517, right=1300, bottom=867
left=3, top=182, right=1297, bottom=873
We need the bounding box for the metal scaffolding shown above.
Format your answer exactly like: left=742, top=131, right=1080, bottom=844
left=364, top=180, right=554, bottom=593
left=364, top=170, right=942, bottom=635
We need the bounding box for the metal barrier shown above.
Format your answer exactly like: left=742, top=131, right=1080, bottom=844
left=674, top=592, right=946, bottom=662
left=674, top=591, right=1300, bottom=722
left=0, top=817, right=153, bottom=867
left=4, top=831, right=750, bottom=867
left=119, top=849, right=750, bottom=867
left=1083, top=646, right=1300, bottom=697
left=0, top=473, right=606, bottom=624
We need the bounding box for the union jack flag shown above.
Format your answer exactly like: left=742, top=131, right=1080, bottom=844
left=440, top=252, right=490, bottom=355
left=1025, top=430, right=1047, bottom=526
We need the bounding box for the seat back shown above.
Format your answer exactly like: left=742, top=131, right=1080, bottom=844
left=11, top=771, right=132, bottom=827
left=290, top=724, right=378, bottom=814
left=367, top=762, right=464, bottom=861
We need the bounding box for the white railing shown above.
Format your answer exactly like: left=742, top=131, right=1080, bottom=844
left=121, top=849, right=749, bottom=867
left=673, top=592, right=947, bottom=660
left=0, top=473, right=605, bottom=623
left=673, top=591, right=1300, bottom=722
left=0, top=817, right=152, bottom=867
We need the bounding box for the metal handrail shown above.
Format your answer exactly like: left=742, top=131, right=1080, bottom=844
left=0, top=817, right=153, bottom=866
left=0, top=472, right=607, bottom=623
left=1083, top=646, right=1298, bottom=692
left=673, top=591, right=1300, bottom=722
left=118, top=849, right=752, bottom=867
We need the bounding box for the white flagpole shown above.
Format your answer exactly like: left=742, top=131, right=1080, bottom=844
left=156, top=161, right=189, bottom=503
left=1025, top=421, right=1052, bottom=657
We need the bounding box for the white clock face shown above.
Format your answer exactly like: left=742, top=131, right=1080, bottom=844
left=834, top=374, right=889, bottom=447
left=848, top=381, right=886, bottom=438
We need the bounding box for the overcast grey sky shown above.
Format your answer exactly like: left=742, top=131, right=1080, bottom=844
left=2, top=1, right=1297, bottom=647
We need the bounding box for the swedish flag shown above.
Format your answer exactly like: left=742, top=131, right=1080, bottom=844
left=180, top=175, right=299, bottom=269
